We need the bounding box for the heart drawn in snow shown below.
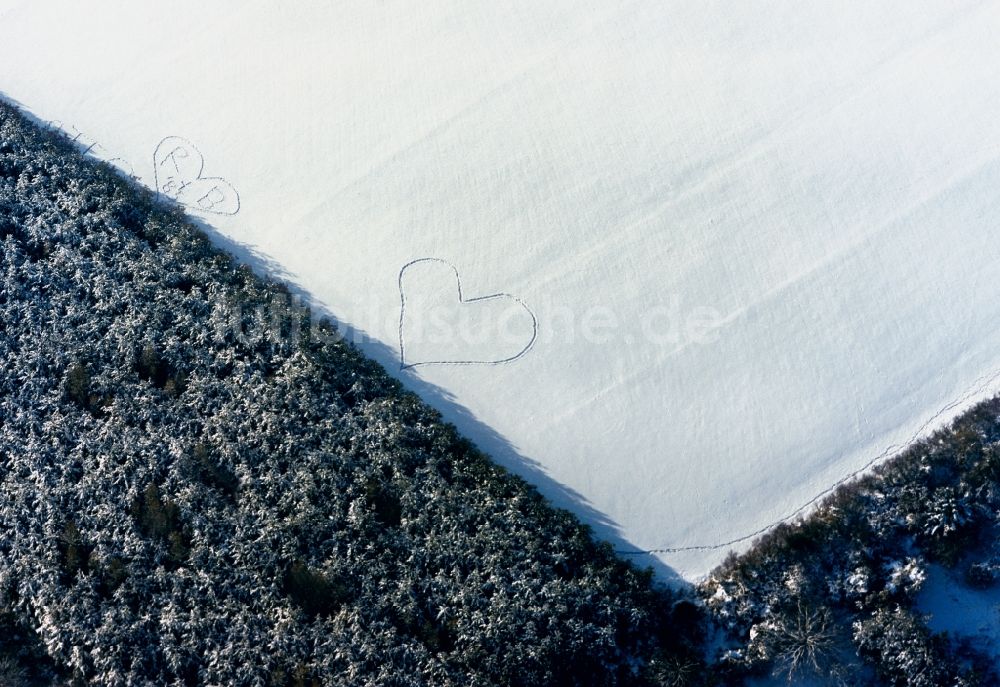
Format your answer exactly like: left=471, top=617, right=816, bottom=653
left=398, top=258, right=538, bottom=370
left=153, top=136, right=240, bottom=215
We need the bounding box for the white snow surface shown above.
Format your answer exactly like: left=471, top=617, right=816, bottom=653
left=3, top=1, right=1000, bottom=580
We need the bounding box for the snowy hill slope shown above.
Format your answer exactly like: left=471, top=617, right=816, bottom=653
left=3, top=0, right=1000, bottom=578
left=0, top=105, right=693, bottom=684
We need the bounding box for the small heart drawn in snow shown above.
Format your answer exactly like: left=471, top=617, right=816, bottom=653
left=398, top=258, right=538, bottom=370
left=154, top=136, right=240, bottom=215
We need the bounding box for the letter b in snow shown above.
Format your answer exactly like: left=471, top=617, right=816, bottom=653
left=153, top=136, right=240, bottom=215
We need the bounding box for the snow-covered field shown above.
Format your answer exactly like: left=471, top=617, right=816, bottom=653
left=3, top=1, right=1000, bottom=579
